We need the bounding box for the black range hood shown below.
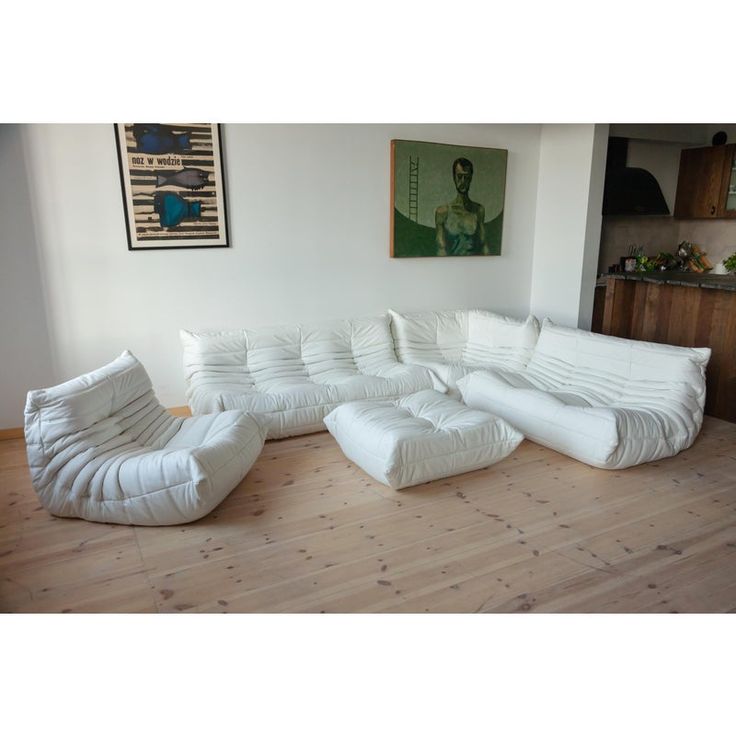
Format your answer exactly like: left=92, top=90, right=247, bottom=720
left=602, top=137, right=670, bottom=216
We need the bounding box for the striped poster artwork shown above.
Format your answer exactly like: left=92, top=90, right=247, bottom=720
left=116, top=124, right=229, bottom=249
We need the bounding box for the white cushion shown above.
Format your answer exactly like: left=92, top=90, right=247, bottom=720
left=458, top=319, right=711, bottom=469
left=389, top=308, right=539, bottom=391
left=323, top=389, right=523, bottom=489
left=465, top=310, right=540, bottom=367
left=181, top=315, right=437, bottom=438
left=390, top=309, right=469, bottom=363
left=24, top=351, right=265, bottom=526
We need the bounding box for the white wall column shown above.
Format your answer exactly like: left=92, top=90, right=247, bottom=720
left=530, top=124, right=609, bottom=329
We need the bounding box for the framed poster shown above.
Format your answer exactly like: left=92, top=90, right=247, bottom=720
left=390, top=139, right=507, bottom=258
left=114, top=123, right=229, bottom=250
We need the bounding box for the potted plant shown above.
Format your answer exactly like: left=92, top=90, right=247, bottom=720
left=724, top=252, right=736, bottom=274
left=634, top=253, right=656, bottom=272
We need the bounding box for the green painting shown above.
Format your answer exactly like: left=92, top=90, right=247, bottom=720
left=391, top=139, right=507, bottom=258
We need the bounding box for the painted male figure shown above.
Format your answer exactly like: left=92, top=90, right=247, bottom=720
left=434, top=157, right=487, bottom=256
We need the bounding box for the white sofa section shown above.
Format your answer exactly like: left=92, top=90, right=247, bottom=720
left=458, top=319, right=711, bottom=469
left=389, top=308, right=540, bottom=394
left=24, top=351, right=265, bottom=526
left=182, top=316, right=437, bottom=439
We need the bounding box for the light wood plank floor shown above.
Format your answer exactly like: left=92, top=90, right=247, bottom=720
left=2, top=418, right=736, bottom=613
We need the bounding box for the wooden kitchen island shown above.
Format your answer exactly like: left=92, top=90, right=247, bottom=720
left=595, top=272, right=736, bottom=422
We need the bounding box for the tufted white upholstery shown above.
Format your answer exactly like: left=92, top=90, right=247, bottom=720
left=24, top=351, right=265, bottom=525
left=181, top=315, right=438, bottom=439
left=458, top=319, right=711, bottom=469
left=389, top=308, right=540, bottom=394
left=324, top=389, right=523, bottom=489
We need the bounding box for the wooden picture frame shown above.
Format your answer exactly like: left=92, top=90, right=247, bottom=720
left=390, top=139, right=507, bottom=258
left=114, top=123, right=230, bottom=250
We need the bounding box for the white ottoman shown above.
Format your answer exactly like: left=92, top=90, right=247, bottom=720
left=323, top=389, right=523, bottom=489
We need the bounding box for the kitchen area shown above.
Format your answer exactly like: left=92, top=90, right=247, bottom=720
left=592, top=124, right=736, bottom=422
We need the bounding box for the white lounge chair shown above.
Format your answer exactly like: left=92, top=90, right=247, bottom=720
left=24, top=351, right=264, bottom=525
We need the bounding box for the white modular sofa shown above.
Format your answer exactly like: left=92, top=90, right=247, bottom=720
left=458, top=319, right=711, bottom=469
left=24, top=351, right=265, bottom=525
left=389, top=308, right=540, bottom=395
left=181, top=316, right=438, bottom=439
left=181, top=309, right=711, bottom=470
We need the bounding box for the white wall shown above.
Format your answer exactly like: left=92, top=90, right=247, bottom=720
left=0, top=126, right=57, bottom=429
left=626, top=139, right=682, bottom=214
left=578, top=125, right=609, bottom=328
left=0, top=123, right=547, bottom=427
left=529, top=124, right=608, bottom=329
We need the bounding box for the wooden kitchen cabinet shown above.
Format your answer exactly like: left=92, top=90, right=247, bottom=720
left=674, top=143, right=736, bottom=218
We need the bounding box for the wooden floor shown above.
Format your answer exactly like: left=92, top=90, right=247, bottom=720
left=2, top=418, right=736, bottom=613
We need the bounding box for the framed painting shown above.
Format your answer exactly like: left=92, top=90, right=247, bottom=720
left=390, top=139, right=507, bottom=258
left=114, top=123, right=229, bottom=250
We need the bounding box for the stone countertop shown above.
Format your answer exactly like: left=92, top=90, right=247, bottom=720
left=598, top=271, right=736, bottom=292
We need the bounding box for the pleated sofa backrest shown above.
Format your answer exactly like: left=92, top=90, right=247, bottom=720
left=389, top=308, right=540, bottom=368
left=181, top=315, right=399, bottom=391
left=24, top=351, right=157, bottom=447
left=527, top=319, right=712, bottom=408
left=388, top=309, right=469, bottom=363
left=463, top=311, right=540, bottom=369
